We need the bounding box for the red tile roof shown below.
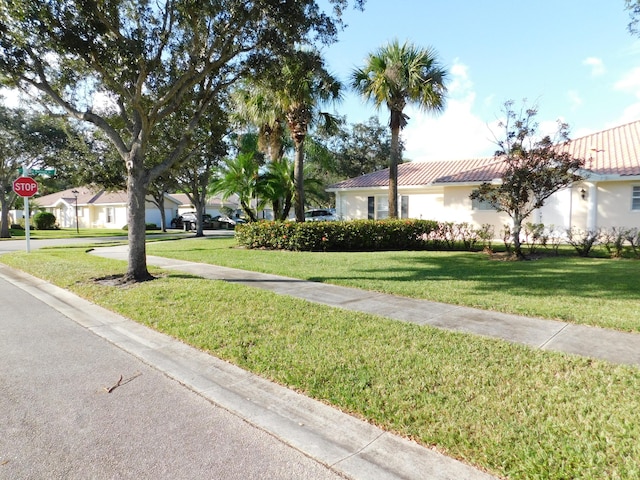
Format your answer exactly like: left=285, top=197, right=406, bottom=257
left=328, top=158, right=499, bottom=189
left=328, top=120, right=640, bottom=189
left=562, top=120, right=640, bottom=176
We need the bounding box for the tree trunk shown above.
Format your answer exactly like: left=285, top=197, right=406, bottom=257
left=125, top=151, right=153, bottom=282
left=0, top=195, right=10, bottom=238
left=194, top=202, right=205, bottom=237
left=293, top=137, right=305, bottom=222
left=158, top=194, right=167, bottom=232
left=388, top=111, right=402, bottom=219
left=512, top=216, right=525, bottom=259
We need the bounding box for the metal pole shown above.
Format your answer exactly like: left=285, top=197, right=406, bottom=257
left=22, top=164, right=30, bottom=253
left=24, top=196, right=30, bottom=253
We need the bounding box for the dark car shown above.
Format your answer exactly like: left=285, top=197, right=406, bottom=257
left=211, top=215, right=246, bottom=229
left=171, top=212, right=213, bottom=230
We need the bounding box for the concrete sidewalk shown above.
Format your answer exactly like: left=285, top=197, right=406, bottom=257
left=95, top=245, right=640, bottom=368
left=1, top=261, right=496, bottom=480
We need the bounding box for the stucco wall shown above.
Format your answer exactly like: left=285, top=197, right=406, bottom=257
left=333, top=180, right=640, bottom=235
left=589, top=180, right=640, bottom=229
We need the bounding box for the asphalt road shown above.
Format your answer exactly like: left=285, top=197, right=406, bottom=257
left=0, top=272, right=346, bottom=480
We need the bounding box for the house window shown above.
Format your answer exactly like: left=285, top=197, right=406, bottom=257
left=367, top=196, right=375, bottom=219
left=106, top=207, right=114, bottom=223
left=633, top=186, right=640, bottom=211
left=472, top=197, right=496, bottom=211
left=376, top=196, right=389, bottom=219
left=400, top=195, right=409, bottom=219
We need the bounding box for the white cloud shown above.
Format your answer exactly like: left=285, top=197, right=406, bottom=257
left=583, top=57, right=605, bottom=77
left=401, top=61, right=495, bottom=161
left=614, top=67, right=640, bottom=98
left=612, top=67, right=640, bottom=125
left=567, top=90, right=583, bottom=110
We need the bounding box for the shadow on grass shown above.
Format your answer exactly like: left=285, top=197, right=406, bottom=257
left=308, top=252, right=640, bottom=301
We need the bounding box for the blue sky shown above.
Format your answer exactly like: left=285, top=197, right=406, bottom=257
left=321, top=0, right=640, bottom=160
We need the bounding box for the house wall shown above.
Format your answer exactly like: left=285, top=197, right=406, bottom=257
left=335, top=180, right=640, bottom=236
left=588, top=180, right=640, bottom=229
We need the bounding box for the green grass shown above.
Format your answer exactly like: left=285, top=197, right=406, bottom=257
left=145, top=237, right=640, bottom=332
left=2, top=228, right=128, bottom=239
left=2, top=227, right=191, bottom=240
left=1, top=247, right=639, bottom=479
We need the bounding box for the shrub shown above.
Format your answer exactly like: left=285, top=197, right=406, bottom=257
left=235, top=219, right=440, bottom=252
left=566, top=228, right=599, bottom=257
left=599, top=227, right=629, bottom=258
left=33, top=211, right=57, bottom=230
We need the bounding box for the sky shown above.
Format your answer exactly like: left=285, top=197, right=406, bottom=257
left=320, top=0, right=640, bottom=161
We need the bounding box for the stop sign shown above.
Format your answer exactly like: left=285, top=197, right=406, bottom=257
left=13, top=176, right=38, bottom=198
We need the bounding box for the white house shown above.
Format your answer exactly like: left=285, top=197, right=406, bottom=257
left=32, top=188, right=182, bottom=229
left=32, top=189, right=242, bottom=229
left=327, top=120, right=640, bottom=234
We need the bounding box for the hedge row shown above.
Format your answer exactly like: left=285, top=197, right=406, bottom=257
left=234, top=219, right=498, bottom=252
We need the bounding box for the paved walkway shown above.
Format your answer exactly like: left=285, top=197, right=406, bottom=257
left=96, top=245, right=640, bottom=368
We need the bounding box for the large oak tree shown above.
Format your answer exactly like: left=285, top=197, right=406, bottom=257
left=0, top=0, right=363, bottom=281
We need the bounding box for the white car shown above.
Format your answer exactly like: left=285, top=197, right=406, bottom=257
left=304, top=209, right=339, bottom=221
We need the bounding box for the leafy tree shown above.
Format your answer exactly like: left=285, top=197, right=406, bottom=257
left=626, top=0, right=640, bottom=35
left=351, top=40, right=448, bottom=218
left=0, top=107, right=77, bottom=237
left=326, top=116, right=396, bottom=179
left=0, top=0, right=362, bottom=281
left=175, top=108, right=229, bottom=237
left=470, top=101, right=585, bottom=259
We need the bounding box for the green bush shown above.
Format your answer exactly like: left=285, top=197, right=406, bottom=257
left=235, top=219, right=440, bottom=251
left=33, top=211, right=57, bottom=230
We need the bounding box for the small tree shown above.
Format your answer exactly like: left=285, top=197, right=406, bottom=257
left=470, top=101, right=584, bottom=259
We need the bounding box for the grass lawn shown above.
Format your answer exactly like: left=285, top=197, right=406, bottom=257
left=1, top=244, right=640, bottom=479
left=146, top=237, right=640, bottom=333
left=1, top=227, right=187, bottom=240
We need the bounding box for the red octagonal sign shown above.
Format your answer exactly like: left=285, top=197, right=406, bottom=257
left=13, top=176, right=38, bottom=198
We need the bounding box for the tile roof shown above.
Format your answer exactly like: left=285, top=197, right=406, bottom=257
left=561, top=119, right=640, bottom=176
left=328, top=120, right=640, bottom=189
left=328, top=158, right=499, bottom=189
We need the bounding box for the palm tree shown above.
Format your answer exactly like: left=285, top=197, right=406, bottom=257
left=211, top=152, right=265, bottom=222
left=272, top=49, right=342, bottom=222
left=351, top=40, right=448, bottom=218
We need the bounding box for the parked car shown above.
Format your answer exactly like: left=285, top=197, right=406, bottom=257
left=170, top=212, right=213, bottom=230
left=304, top=209, right=339, bottom=221
left=211, top=214, right=245, bottom=229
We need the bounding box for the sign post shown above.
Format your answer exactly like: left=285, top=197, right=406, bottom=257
left=13, top=170, right=39, bottom=253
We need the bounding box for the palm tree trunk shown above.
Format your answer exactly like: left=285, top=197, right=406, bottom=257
left=293, top=138, right=305, bottom=222
left=388, top=111, right=402, bottom=219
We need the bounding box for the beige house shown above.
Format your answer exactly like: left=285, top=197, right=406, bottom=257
left=32, top=188, right=182, bottom=229
left=32, top=189, right=241, bottom=229
left=328, top=120, right=640, bottom=234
